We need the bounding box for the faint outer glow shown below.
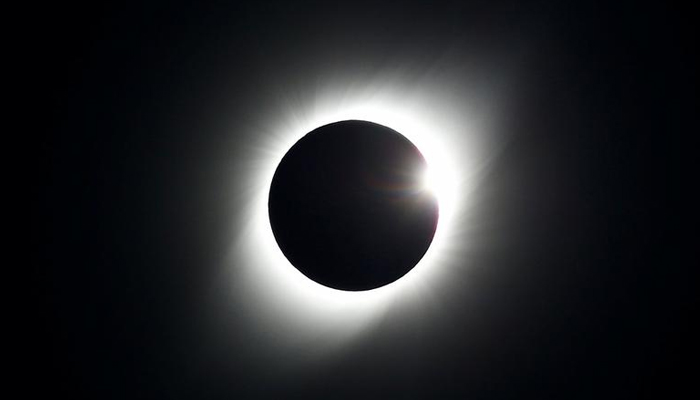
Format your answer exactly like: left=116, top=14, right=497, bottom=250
left=221, top=69, right=512, bottom=361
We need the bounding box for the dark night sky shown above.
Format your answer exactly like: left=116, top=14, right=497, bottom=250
left=35, top=1, right=694, bottom=398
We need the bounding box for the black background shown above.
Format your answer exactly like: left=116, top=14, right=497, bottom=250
left=35, top=1, right=694, bottom=398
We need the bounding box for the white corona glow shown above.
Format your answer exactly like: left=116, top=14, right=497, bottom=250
left=221, top=67, right=511, bottom=361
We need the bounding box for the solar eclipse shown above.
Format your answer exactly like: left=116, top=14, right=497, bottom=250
left=41, top=2, right=686, bottom=397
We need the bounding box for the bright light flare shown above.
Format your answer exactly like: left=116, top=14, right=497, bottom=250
left=419, top=165, right=439, bottom=195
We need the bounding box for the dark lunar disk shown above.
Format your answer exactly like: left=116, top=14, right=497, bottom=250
left=268, top=120, right=439, bottom=291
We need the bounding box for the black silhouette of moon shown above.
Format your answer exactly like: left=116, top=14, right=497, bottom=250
left=269, top=120, right=438, bottom=291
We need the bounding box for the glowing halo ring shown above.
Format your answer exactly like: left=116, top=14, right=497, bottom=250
left=223, top=82, right=504, bottom=357
left=248, top=110, right=460, bottom=294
